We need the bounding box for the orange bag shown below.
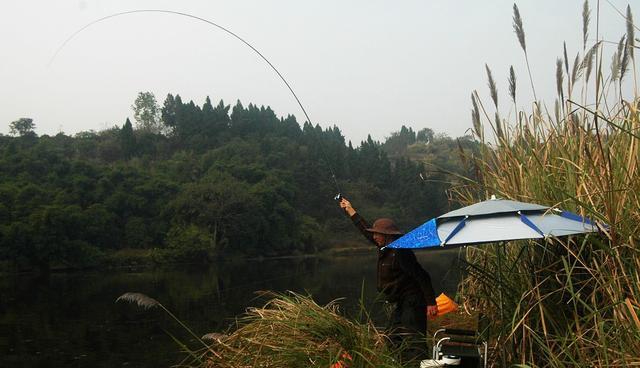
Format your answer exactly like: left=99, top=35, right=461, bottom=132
left=435, top=293, right=458, bottom=316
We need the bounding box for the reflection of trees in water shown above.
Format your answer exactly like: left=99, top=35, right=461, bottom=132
left=1, top=250, right=461, bottom=368
left=1, top=271, right=184, bottom=367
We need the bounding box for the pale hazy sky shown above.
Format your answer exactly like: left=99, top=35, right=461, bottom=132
left=0, top=0, right=634, bottom=144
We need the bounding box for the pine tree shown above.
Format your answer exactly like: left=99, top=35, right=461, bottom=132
left=161, top=94, right=177, bottom=130
left=121, top=118, right=136, bottom=159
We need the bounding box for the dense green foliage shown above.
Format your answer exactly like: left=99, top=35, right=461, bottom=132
left=0, top=93, right=474, bottom=271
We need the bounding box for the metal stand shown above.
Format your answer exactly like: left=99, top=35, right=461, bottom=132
left=431, top=328, right=487, bottom=368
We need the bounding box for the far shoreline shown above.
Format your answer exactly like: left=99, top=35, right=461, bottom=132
left=0, top=244, right=376, bottom=275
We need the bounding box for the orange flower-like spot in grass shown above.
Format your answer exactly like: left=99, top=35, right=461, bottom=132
left=330, top=351, right=353, bottom=368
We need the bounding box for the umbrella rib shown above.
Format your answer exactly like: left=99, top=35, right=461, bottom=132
left=518, top=211, right=545, bottom=237
left=442, top=216, right=469, bottom=245
left=557, top=210, right=597, bottom=226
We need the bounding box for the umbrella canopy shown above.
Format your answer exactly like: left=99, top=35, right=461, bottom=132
left=388, top=197, right=599, bottom=249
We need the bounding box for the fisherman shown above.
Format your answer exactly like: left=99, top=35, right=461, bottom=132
left=339, top=197, right=437, bottom=361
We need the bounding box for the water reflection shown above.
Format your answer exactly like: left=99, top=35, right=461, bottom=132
left=0, top=250, right=462, bottom=368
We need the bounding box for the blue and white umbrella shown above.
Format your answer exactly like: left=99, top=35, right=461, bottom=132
left=388, top=196, right=599, bottom=249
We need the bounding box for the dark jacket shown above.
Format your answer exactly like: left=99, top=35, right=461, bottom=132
left=351, top=212, right=436, bottom=305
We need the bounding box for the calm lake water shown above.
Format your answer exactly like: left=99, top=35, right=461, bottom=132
left=0, top=250, right=462, bottom=368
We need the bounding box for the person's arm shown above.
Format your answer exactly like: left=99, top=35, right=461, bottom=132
left=339, top=198, right=376, bottom=245
left=396, top=249, right=437, bottom=307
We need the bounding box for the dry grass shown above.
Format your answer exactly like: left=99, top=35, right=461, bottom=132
left=452, top=2, right=640, bottom=366
left=194, top=292, right=404, bottom=368
left=118, top=291, right=409, bottom=367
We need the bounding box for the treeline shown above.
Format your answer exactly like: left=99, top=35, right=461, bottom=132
left=0, top=93, right=477, bottom=271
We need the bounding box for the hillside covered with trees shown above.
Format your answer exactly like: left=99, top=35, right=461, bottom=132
left=0, top=93, right=477, bottom=271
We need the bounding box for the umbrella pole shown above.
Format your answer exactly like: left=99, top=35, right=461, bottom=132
left=497, top=242, right=505, bottom=323
left=497, top=241, right=507, bottom=368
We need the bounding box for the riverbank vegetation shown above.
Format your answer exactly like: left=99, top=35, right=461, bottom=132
left=455, top=2, right=640, bottom=366
left=196, top=292, right=401, bottom=368
left=0, top=95, right=475, bottom=272
left=120, top=290, right=463, bottom=368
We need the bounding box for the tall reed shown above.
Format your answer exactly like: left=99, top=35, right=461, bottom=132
left=455, top=2, right=640, bottom=366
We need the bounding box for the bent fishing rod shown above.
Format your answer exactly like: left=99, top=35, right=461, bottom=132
left=50, top=9, right=343, bottom=199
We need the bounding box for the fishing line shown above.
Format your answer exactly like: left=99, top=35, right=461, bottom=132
left=49, top=9, right=342, bottom=196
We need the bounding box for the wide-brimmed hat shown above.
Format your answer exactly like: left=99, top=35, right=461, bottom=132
left=366, top=218, right=404, bottom=235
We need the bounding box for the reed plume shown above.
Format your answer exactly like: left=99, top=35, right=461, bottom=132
left=494, top=112, right=504, bottom=140
left=611, top=51, right=620, bottom=83
left=509, top=65, right=517, bottom=105
left=582, top=0, right=590, bottom=50
left=581, top=42, right=598, bottom=82
left=571, top=52, right=582, bottom=87
left=116, top=291, right=211, bottom=359
left=563, top=42, right=570, bottom=78
left=627, top=5, right=635, bottom=59
left=621, top=43, right=630, bottom=82
left=486, top=64, right=498, bottom=108
left=512, top=4, right=526, bottom=52
left=556, top=58, right=564, bottom=102
left=513, top=3, right=537, bottom=101
left=116, top=292, right=160, bottom=309
left=626, top=5, right=637, bottom=94
left=471, top=92, right=483, bottom=140
left=617, top=34, right=626, bottom=60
